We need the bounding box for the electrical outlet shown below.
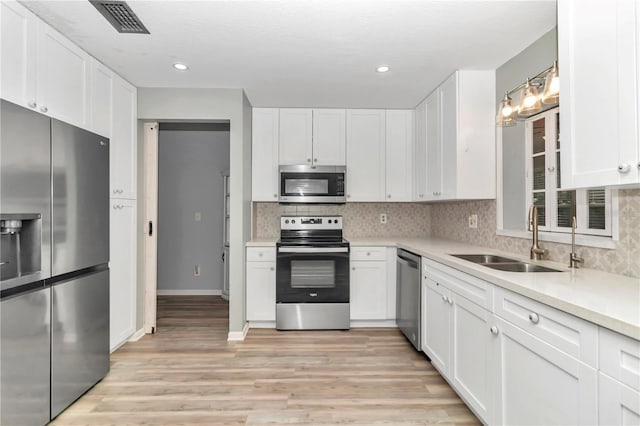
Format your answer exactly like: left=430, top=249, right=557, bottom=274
left=194, top=212, right=201, bottom=222
left=380, top=213, right=387, bottom=224
left=194, top=265, right=201, bottom=276
left=468, top=214, right=478, bottom=229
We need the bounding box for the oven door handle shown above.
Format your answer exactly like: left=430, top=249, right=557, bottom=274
left=278, top=247, right=349, bottom=253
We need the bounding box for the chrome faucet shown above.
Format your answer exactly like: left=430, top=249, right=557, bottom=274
left=528, top=204, right=546, bottom=260
left=569, top=216, right=584, bottom=268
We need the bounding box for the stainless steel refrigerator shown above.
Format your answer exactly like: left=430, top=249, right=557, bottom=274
left=1, top=99, right=110, bottom=425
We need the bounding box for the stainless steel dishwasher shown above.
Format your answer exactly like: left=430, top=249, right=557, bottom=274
left=396, top=249, right=421, bottom=350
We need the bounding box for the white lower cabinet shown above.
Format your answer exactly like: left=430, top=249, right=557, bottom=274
left=109, top=198, right=136, bottom=351
left=422, top=270, right=492, bottom=423
left=599, top=372, right=640, bottom=425
left=350, top=259, right=387, bottom=320
left=246, top=248, right=276, bottom=322
left=491, top=316, right=598, bottom=425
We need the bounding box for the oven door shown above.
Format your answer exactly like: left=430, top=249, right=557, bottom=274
left=276, top=246, right=349, bottom=303
left=279, top=165, right=345, bottom=203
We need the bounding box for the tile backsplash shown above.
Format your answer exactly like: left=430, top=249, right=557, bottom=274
left=430, top=189, right=640, bottom=278
left=253, top=202, right=432, bottom=239
left=254, top=189, right=639, bottom=278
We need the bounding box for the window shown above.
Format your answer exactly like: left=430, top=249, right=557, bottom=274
left=525, top=108, right=612, bottom=237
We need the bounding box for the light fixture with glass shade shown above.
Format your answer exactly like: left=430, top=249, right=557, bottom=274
left=541, top=60, right=559, bottom=104
left=496, top=92, right=516, bottom=127
left=518, top=78, right=542, bottom=117
left=495, top=61, right=560, bottom=127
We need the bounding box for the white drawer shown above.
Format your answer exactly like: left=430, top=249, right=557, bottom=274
left=422, top=258, right=493, bottom=311
left=599, top=327, right=640, bottom=391
left=494, top=286, right=598, bottom=367
left=246, top=247, right=276, bottom=262
left=350, top=246, right=387, bottom=261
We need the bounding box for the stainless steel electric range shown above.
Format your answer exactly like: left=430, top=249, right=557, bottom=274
left=275, top=216, right=350, bottom=330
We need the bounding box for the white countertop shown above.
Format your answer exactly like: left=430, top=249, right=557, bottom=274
left=245, top=238, right=277, bottom=247
left=246, top=236, right=639, bottom=339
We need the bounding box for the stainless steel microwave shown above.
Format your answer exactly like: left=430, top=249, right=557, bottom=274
left=279, top=165, right=346, bottom=203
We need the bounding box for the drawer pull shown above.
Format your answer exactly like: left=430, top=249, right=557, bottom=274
left=441, top=294, right=447, bottom=302
left=529, top=312, right=540, bottom=324
left=447, top=297, right=453, bottom=305
left=490, top=326, right=499, bottom=335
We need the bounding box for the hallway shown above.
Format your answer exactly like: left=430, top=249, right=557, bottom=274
left=51, top=296, right=478, bottom=425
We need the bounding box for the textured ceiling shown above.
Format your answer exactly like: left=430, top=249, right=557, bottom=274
left=21, top=0, right=557, bottom=108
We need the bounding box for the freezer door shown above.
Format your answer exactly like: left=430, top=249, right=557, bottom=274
left=51, top=269, right=110, bottom=418
left=0, top=286, right=51, bottom=426
left=52, top=120, right=109, bottom=275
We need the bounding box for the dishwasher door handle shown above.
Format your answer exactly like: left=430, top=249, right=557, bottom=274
left=397, top=256, right=418, bottom=269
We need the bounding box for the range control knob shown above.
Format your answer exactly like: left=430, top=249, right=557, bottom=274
left=285, top=219, right=290, bottom=224
left=335, top=219, right=339, bottom=224
left=291, top=219, right=296, bottom=224
left=327, top=220, right=332, bottom=224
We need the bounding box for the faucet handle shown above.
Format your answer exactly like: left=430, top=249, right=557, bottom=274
left=569, top=252, right=584, bottom=268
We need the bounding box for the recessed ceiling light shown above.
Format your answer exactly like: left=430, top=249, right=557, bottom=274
left=173, top=63, right=189, bottom=71
left=376, top=65, right=390, bottom=73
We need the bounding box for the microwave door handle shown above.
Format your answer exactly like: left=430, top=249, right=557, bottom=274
left=278, top=247, right=349, bottom=253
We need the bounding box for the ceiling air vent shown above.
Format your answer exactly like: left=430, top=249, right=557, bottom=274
left=89, top=1, right=150, bottom=34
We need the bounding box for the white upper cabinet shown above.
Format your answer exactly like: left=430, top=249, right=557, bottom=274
left=559, top=0, right=640, bottom=188
left=346, top=109, right=386, bottom=201
left=0, top=0, right=37, bottom=108
left=312, top=109, right=346, bottom=165
left=88, top=58, right=112, bottom=138
left=36, top=23, right=89, bottom=128
left=385, top=110, right=414, bottom=201
left=110, top=74, right=137, bottom=199
left=252, top=108, right=280, bottom=202
left=1, top=0, right=94, bottom=130
left=278, top=108, right=313, bottom=165
left=417, top=70, right=495, bottom=201
left=278, top=108, right=346, bottom=166
left=414, top=100, right=428, bottom=200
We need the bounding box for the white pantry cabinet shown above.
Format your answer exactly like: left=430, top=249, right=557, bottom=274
left=88, top=58, right=112, bottom=138
left=346, top=110, right=386, bottom=201
left=559, top=0, right=640, bottom=188
left=110, top=74, right=137, bottom=199
left=385, top=110, right=414, bottom=201
left=109, top=199, right=137, bottom=351
left=246, top=248, right=276, bottom=322
left=415, top=70, right=495, bottom=201
left=350, top=247, right=388, bottom=321
left=251, top=108, right=280, bottom=201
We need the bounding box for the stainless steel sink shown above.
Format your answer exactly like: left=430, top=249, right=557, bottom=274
left=483, top=263, right=562, bottom=273
left=450, top=253, right=564, bottom=273
left=451, top=254, right=518, bottom=264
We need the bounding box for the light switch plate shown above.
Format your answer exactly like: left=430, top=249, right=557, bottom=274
left=380, top=213, right=387, bottom=224
left=468, top=214, right=478, bottom=229
left=194, top=212, right=201, bottom=221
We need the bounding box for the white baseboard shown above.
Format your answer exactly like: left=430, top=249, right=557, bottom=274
left=350, top=320, right=398, bottom=328
left=156, top=289, right=222, bottom=296
left=128, top=328, right=145, bottom=342
left=248, top=321, right=276, bottom=329
left=227, top=322, right=250, bottom=341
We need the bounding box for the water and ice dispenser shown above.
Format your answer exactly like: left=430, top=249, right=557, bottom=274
left=0, top=213, right=42, bottom=281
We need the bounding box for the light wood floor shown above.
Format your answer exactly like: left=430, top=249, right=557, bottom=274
left=51, top=296, right=479, bottom=425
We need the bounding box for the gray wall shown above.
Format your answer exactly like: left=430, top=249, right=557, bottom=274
left=137, top=88, right=252, bottom=334
left=157, top=129, right=229, bottom=292
left=498, top=28, right=557, bottom=229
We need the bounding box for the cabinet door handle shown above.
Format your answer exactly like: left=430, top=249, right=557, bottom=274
left=306, top=158, right=311, bottom=163
left=270, top=267, right=274, bottom=271
left=28, top=101, right=37, bottom=108
left=528, top=312, right=540, bottom=324
left=490, top=326, right=499, bottom=335
left=441, top=294, right=447, bottom=302
left=347, top=194, right=351, bottom=198
left=273, top=194, right=278, bottom=198
left=618, top=164, right=631, bottom=173
left=39, top=106, right=48, bottom=113
left=387, top=194, right=391, bottom=199
left=352, top=267, right=356, bottom=271
left=148, top=221, right=153, bottom=236
left=547, top=166, right=555, bottom=172
left=366, top=252, right=371, bottom=256
left=314, top=158, right=318, bottom=163
left=447, top=297, right=453, bottom=305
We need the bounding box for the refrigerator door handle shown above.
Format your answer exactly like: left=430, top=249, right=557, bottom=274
left=148, top=221, right=153, bottom=237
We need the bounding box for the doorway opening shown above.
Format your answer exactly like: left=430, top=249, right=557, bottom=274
left=144, top=121, right=230, bottom=333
